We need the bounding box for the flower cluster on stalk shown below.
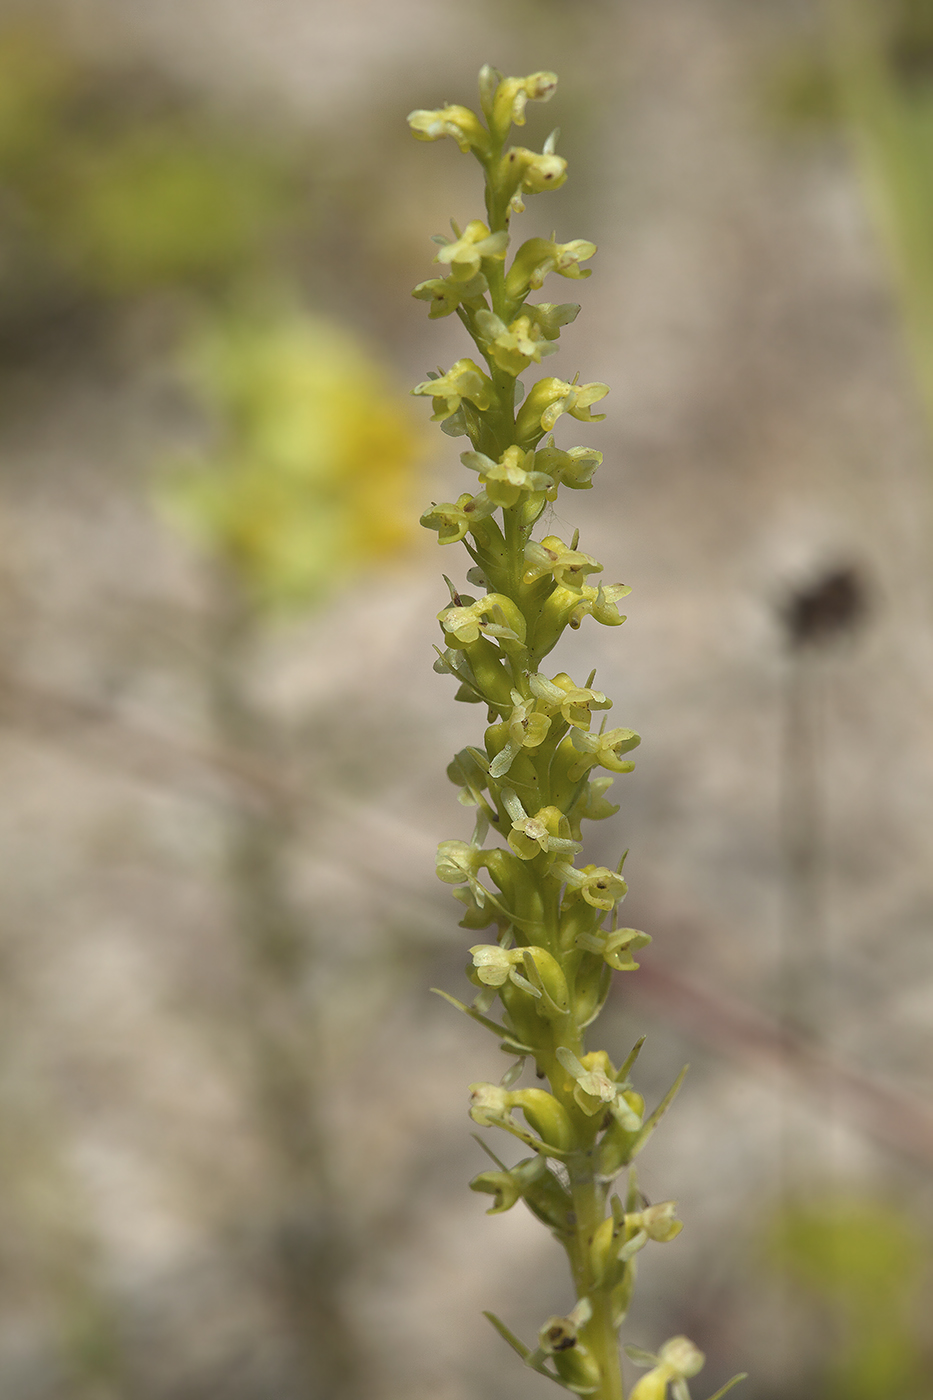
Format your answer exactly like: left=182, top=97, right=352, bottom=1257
left=410, top=65, right=744, bottom=1400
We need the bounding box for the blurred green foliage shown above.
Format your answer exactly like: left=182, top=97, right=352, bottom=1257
left=882, top=0, right=933, bottom=85
left=767, top=1196, right=931, bottom=1400
left=42, top=123, right=292, bottom=296
left=0, top=22, right=298, bottom=323
left=763, top=46, right=841, bottom=133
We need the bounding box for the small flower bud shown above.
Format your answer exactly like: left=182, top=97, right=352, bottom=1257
left=520, top=1160, right=575, bottom=1234
left=629, top=1372, right=669, bottom=1400
left=509, top=1088, right=575, bottom=1151
left=589, top=1214, right=621, bottom=1285
left=551, top=1337, right=605, bottom=1392
left=477, top=63, right=502, bottom=121
left=569, top=952, right=612, bottom=1028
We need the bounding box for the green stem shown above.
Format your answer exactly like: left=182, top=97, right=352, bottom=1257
left=483, top=126, right=628, bottom=1399
left=569, top=1165, right=625, bottom=1400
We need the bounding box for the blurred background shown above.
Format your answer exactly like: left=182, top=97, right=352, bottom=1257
left=0, top=0, right=931, bottom=1396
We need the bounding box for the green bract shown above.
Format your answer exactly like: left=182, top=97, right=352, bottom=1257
left=409, top=66, right=744, bottom=1400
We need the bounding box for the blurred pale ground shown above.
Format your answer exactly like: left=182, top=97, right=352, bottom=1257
left=0, top=0, right=931, bottom=1398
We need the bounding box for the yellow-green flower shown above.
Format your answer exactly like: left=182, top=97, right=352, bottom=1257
left=502, top=791, right=581, bottom=861
left=461, top=445, right=551, bottom=507
left=468, top=944, right=566, bottom=1010
left=552, top=860, right=628, bottom=911
left=407, top=103, right=489, bottom=155
left=412, top=271, right=488, bottom=319
left=516, top=376, right=610, bottom=443
left=528, top=301, right=582, bottom=340
left=523, top=534, right=602, bottom=590
left=555, top=1048, right=642, bottom=1126
left=420, top=491, right=494, bottom=544
left=575, top=924, right=651, bottom=972
left=628, top=1338, right=705, bottom=1400
left=474, top=1154, right=574, bottom=1232
left=469, top=1083, right=575, bottom=1152
left=468, top=1082, right=514, bottom=1127
left=160, top=309, right=422, bottom=610
left=438, top=592, right=526, bottom=647
left=488, top=689, right=552, bottom=778
left=474, top=309, right=558, bottom=375
left=487, top=69, right=559, bottom=138
left=566, top=581, right=632, bottom=629
left=528, top=671, right=612, bottom=730
left=435, top=219, right=508, bottom=281
left=538, top=1299, right=603, bottom=1395
left=568, top=724, right=641, bottom=779
left=628, top=1202, right=684, bottom=1244
left=506, top=237, right=597, bottom=296
left=412, top=357, right=495, bottom=421
left=500, top=145, right=568, bottom=212
left=469, top=944, right=520, bottom=987
left=435, top=838, right=490, bottom=906
left=534, top=440, right=603, bottom=494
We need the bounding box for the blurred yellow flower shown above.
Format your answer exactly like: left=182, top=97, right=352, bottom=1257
left=160, top=309, right=424, bottom=611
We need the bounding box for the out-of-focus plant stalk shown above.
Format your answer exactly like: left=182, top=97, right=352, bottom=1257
left=409, top=66, right=744, bottom=1400
left=823, top=0, right=933, bottom=444
left=206, top=581, right=365, bottom=1400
